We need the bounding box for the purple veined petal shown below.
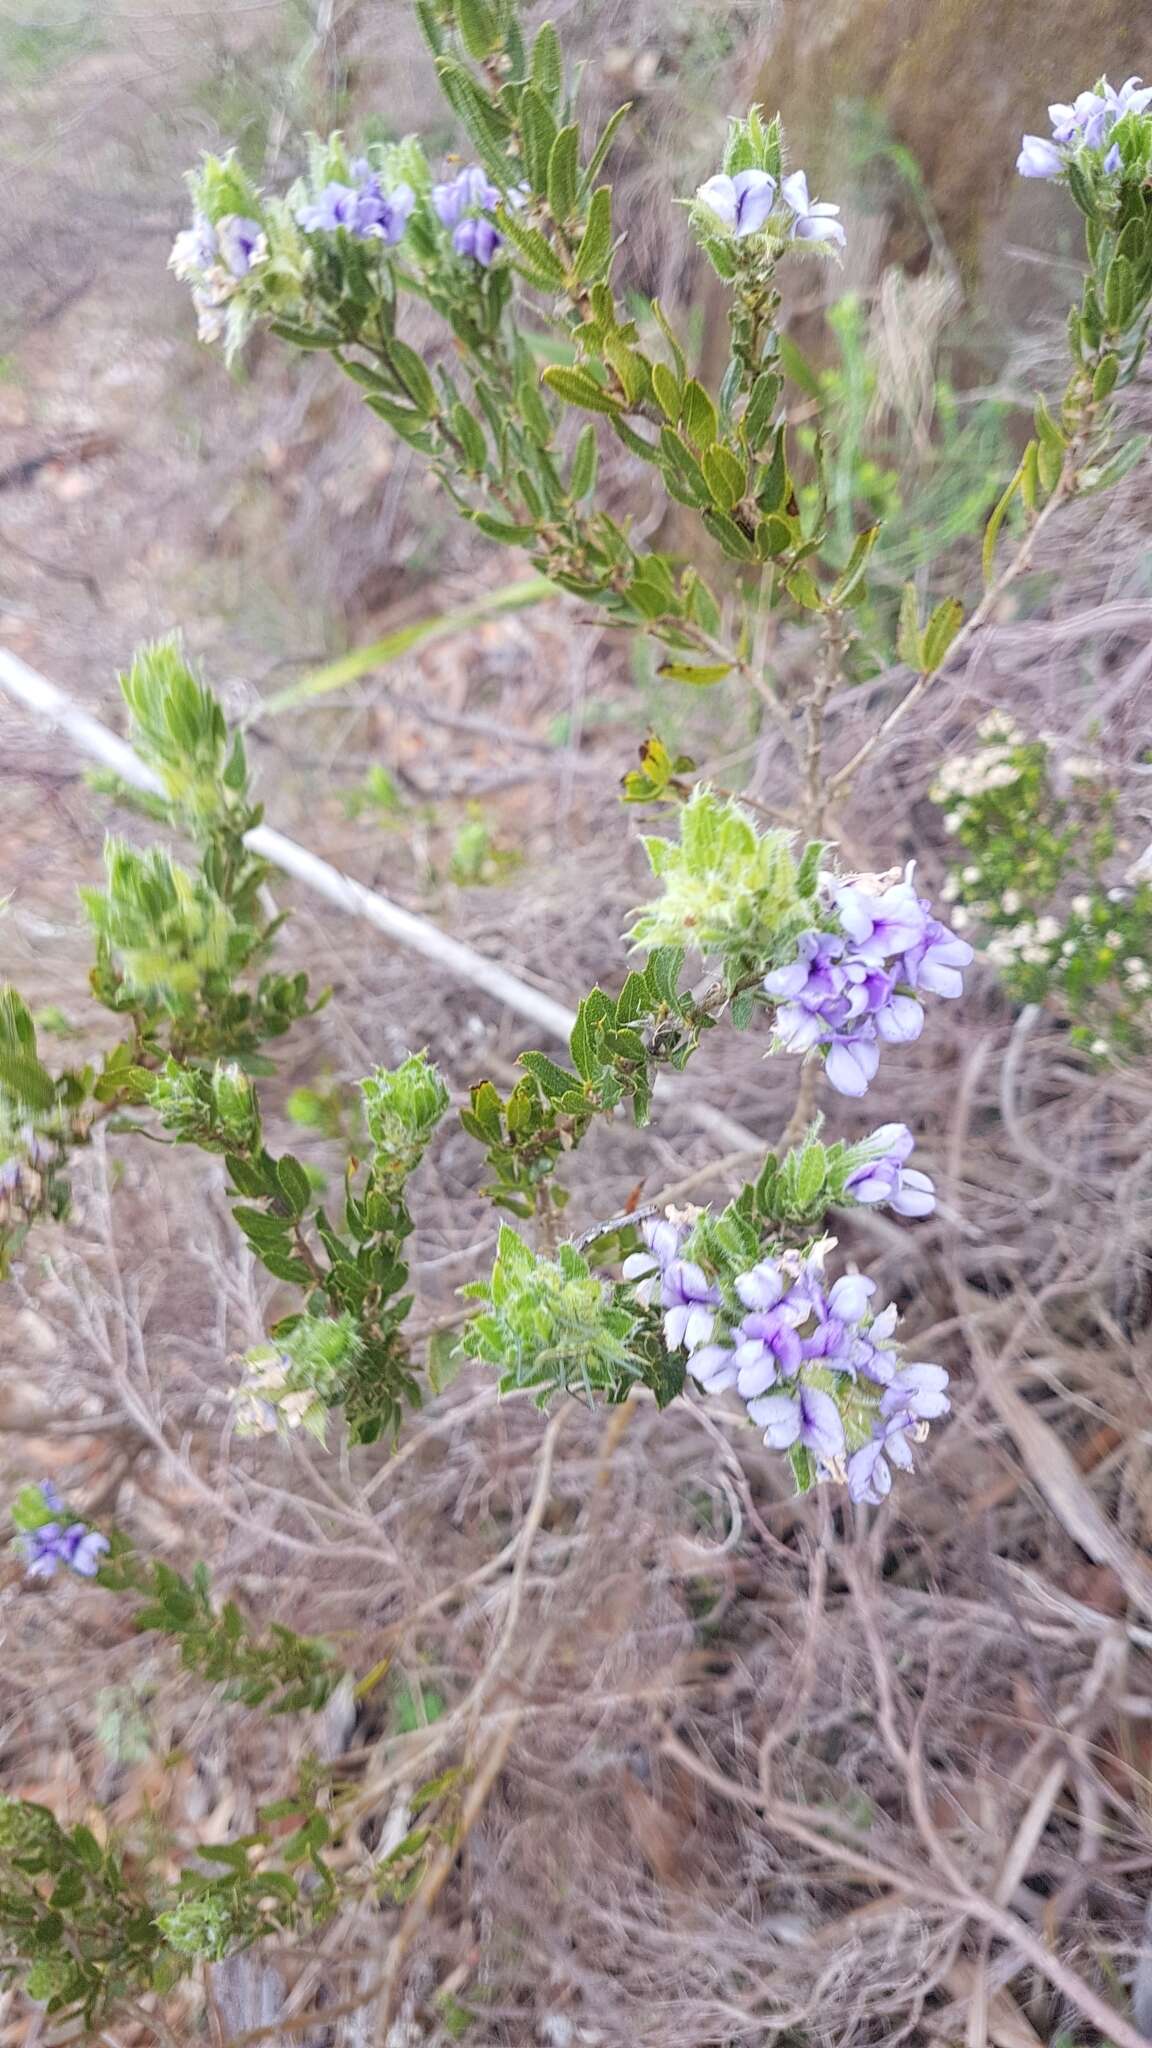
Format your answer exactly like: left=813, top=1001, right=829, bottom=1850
left=882, top=1422, right=916, bottom=1471
left=1017, top=134, right=1064, bottom=178
left=734, top=1342, right=780, bottom=1398
left=22, top=1523, right=65, bottom=1577
left=763, top=958, right=812, bottom=1000
left=643, top=1217, right=684, bottom=1268
left=1103, top=142, right=1122, bottom=173
left=827, top=1273, right=875, bottom=1322
left=772, top=1003, right=828, bottom=1054
left=68, top=1530, right=110, bottom=1577
left=297, top=182, right=360, bottom=233
left=621, top=1251, right=657, bottom=1282
left=682, top=1302, right=718, bottom=1352
left=847, top=1438, right=891, bottom=1504
left=867, top=1122, right=915, bottom=1160
left=732, top=167, right=777, bottom=235
left=695, top=173, right=739, bottom=233
left=735, top=1260, right=785, bottom=1312
left=663, top=1304, right=691, bottom=1350
left=747, top=1392, right=802, bottom=1449
left=824, top=1035, right=879, bottom=1097
left=793, top=212, right=846, bottom=247
left=216, top=215, right=266, bottom=278
left=843, top=1166, right=890, bottom=1205
left=890, top=1167, right=936, bottom=1218
left=39, top=1481, right=65, bottom=1514
left=798, top=1385, right=846, bottom=1461
left=453, top=215, right=502, bottom=264
left=780, top=170, right=811, bottom=216
left=688, top=1344, right=739, bottom=1392
left=876, top=992, right=925, bottom=1044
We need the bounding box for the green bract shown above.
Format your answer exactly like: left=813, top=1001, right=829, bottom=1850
left=629, top=788, right=822, bottom=984
left=461, top=1225, right=642, bottom=1403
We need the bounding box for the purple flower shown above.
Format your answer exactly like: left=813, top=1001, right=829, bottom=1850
left=22, top=1521, right=109, bottom=1580
left=297, top=169, right=413, bottom=244
left=695, top=168, right=778, bottom=237
left=687, top=1343, right=740, bottom=1393
left=433, top=164, right=501, bottom=228
left=661, top=1260, right=719, bottom=1352
left=734, top=1259, right=787, bottom=1312
left=840, top=1425, right=910, bottom=1507
left=902, top=916, right=973, bottom=999
left=833, top=873, right=927, bottom=966
left=844, top=1124, right=936, bottom=1218
left=824, top=1032, right=879, bottom=1097
left=452, top=215, right=503, bottom=266
left=780, top=170, right=845, bottom=249
left=622, top=1214, right=687, bottom=1305
left=880, top=1362, right=950, bottom=1424
left=748, top=1382, right=846, bottom=1462
left=170, top=213, right=219, bottom=279
left=1017, top=135, right=1064, bottom=179
left=732, top=1306, right=804, bottom=1395
left=216, top=215, right=266, bottom=278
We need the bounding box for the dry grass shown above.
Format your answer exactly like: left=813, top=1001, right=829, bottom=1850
left=3, top=4, right=1152, bottom=2045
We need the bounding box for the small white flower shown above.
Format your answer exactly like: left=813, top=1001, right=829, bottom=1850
left=940, top=873, right=960, bottom=903
left=1071, top=895, right=1094, bottom=919
left=1105, top=930, right=1123, bottom=948
left=1034, top=916, right=1062, bottom=944
left=950, top=905, right=970, bottom=930
left=1108, top=887, right=1127, bottom=903
left=1061, top=940, right=1077, bottom=958
left=962, top=865, right=981, bottom=885
left=1002, top=889, right=1021, bottom=915
left=943, top=812, right=962, bottom=835
left=1091, top=1037, right=1111, bottom=1056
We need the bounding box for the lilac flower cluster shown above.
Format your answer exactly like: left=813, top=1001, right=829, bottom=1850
left=842, top=1123, right=936, bottom=1217
left=623, top=1211, right=949, bottom=1502
left=432, top=164, right=506, bottom=265
left=169, top=213, right=268, bottom=343
left=695, top=167, right=845, bottom=249
left=1018, top=76, right=1152, bottom=179
left=297, top=161, right=414, bottom=243
left=19, top=1485, right=108, bottom=1580
left=764, top=865, right=973, bottom=1097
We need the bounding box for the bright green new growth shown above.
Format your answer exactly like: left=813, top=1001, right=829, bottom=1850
left=629, top=788, right=823, bottom=984
left=361, top=1052, right=451, bottom=1178
left=462, top=1224, right=643, bottom=1404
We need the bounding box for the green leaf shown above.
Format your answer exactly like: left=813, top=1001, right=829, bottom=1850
left=547, top=124, right=580, bottom=222
left=1093, top=352, right=1120, bottom=401
left=896, top=583, right=921, bottom=667
left=541, top=365, right=622, bottom=415
left=702, top=510, right=755, bottom=560
left=743, top=370, right=781, bottom=448
left=568, top=422, right=598, bottom=500
left=920, top=596, right=964, bottom=674
left=656, top=659, right=732, bottom=686
left=828, top=522, right=880, bottom=605
left=530, top=20, right=563, bottom=102
left=455, top=0, right=498, bottom=59
left=756, top=424, right=789, bottom=514
left=451, top=401, right=488, bottom=471
left=784, top=566, right=823, bottom=610
left=680, top=378, right=718, bottom=449
left=572, top=185, right=613, bottom=281
left=1104, top=251, right=1136, bottom=332
left=495, top=204, right=567, bottom=286
left=651, top=360, right=681, bottom=422
left=276, top=1155, right=313, bottom=1218
left=982, top=456, right=1025, bottom=584
left=702, top=442, right=746, bottom=511
left=0, top=1050, right=55, bottom=1112
left=385, top=340, right=437, bottom=417
left=519, top=1050, right=580, bottom=1100
left=519, top=85, right=559, bottom=190
left=582, top=104, right=632, bottom=192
